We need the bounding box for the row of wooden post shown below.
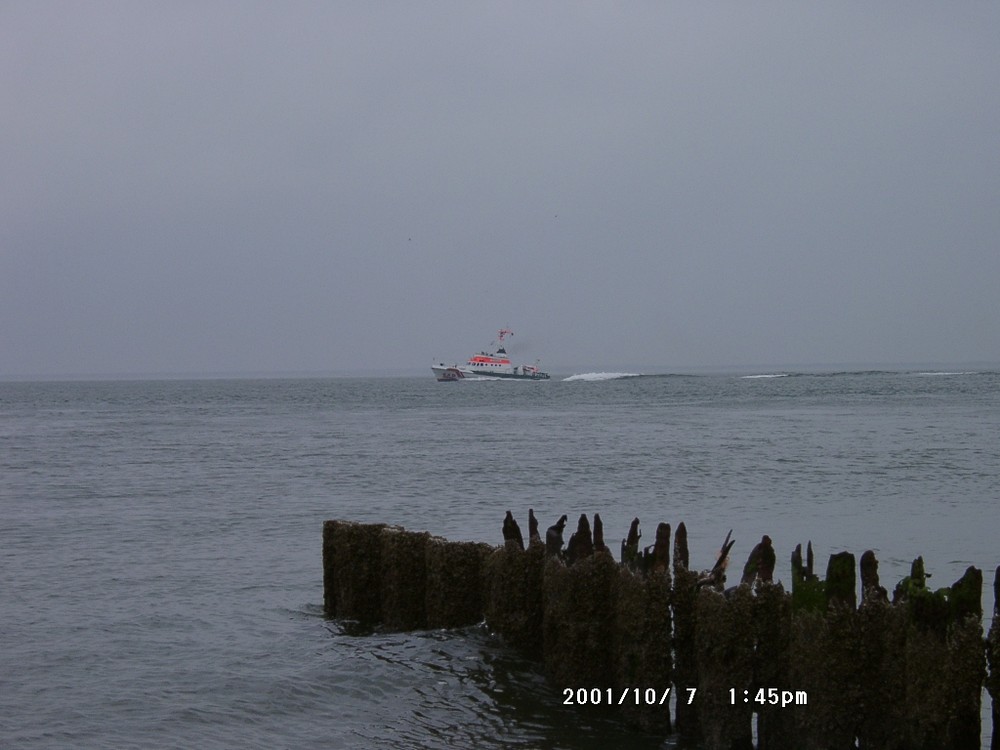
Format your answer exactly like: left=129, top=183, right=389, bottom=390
left=323, top=517, right=999, bottom=750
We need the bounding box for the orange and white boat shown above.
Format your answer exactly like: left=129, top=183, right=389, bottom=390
left=432, top=329, right=550, bottom=381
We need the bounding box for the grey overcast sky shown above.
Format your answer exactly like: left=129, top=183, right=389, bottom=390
left=2, top=3, right=998, bottom=377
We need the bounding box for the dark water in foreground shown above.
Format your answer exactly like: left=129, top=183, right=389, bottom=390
left=2, top=369, right=998, bottom=748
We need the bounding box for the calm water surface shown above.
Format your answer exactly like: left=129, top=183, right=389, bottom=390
left=2, top=370, right=998, bottom=748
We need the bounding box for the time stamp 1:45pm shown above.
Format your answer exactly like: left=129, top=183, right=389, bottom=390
left=731, top=688, right=808, bottom=707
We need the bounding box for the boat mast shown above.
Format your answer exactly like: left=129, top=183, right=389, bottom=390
left=495, top=328, right=513, bottom=355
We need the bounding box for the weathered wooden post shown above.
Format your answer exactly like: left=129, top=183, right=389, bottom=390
left=944, top=565, right=984, bottom=749
left=425, top=538, right=493, bottom=629
left=672, top=522, right=701, bottom=745
left=322, top=519, right=339, bottom=616
left=748, top=536, right=793, bottom=749
left=988, top=566, right=1000, bottom=750
left=379, top=526, right=430, bottom=631
left=694, top=584, right=755, bottom=750
left=790, top=541, right=823, bottom=610
left=484, top=541, right=546, bottom=656
left=856, top=550, right=907, bottom=750
left=788, top=547, right=861, bottom=750
left=613, top=521, right=672, bottom=732
left=893, top=558, right=984, bottom=749
left=542, top=551, right=619, bottom=691
left=322, top=520, right=386, bottom=625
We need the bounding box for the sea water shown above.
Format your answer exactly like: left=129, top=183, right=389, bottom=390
left=2, top=370, right=998, bottom=748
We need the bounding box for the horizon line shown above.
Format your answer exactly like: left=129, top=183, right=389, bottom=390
left=3, top=360, right=998, bottom=383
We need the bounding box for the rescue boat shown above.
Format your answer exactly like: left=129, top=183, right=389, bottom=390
left=432, top=329, right=551, bottom=381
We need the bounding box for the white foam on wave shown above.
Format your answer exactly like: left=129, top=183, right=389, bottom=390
left=563, top=372, right=642, bottom=382
left=741, top=373, right=790, bottom=379
left=911, top=371, right=977, bottom=377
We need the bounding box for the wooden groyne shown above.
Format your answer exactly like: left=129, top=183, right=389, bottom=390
left=323, top=515, right=1000, bottom=750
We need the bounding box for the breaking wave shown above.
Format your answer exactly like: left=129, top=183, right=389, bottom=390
left=563, top=372, right=642, bottom=382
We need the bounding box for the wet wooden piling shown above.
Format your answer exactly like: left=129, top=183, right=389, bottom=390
left=379, top=527, right=430, bottom=631
left=322, top=516, right=994, bottom=749
left=694, top=585, right=755, bottom=750
left=856, top=550, right=907, bottom=749
left=613, top=522, right=673, bottom=732
left=614, top=563, right=673, bottom=731
left=752, top=581, right=793, bottom=749
left=323, top=520, right=492, bottom=631
left=542, top=552, right=619, bottom=689
left=484, top=541, right=546, bottom=657
left=671, top=522, right=701, bottom=744
left=425, top=537, right=493, bottom=629
left=788, top=550, right=861, bottom=750
left=988, top=566, right=1000, bottom=750
left=322, top=520, right=386, bottom=625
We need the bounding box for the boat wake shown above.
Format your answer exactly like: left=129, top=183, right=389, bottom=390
left=563, top=372, right=642, bottom=382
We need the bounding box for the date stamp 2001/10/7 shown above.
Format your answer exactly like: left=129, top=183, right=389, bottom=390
left=561, top=687, right=695, bottom=706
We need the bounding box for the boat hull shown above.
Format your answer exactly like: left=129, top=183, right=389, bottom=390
left=431, top=364, right=550, bottom=381
left=432, top=365, right=470, bottom=381
left=469, top=369, right=550, bottom=380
